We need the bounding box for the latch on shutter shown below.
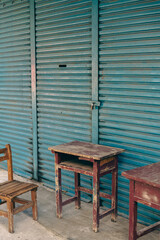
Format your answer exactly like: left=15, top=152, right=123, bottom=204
left=90, top=101, right=100, bottom=110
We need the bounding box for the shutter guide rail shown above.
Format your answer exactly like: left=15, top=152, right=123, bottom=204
left=92, top=0, right=99, bottom=144
left=30, top=0, right=38, bottom=180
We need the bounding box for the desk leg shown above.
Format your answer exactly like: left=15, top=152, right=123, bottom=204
left=75, top=173, right=81, bottom=209
left=129, top=180, right=137, bottom=240
left=55, top=152, right=62, bottom=218
left=93, top=161, right=100, bottom=232
left=111, top=158, right=118, bottom=222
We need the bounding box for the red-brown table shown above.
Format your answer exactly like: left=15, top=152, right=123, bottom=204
left=122, top=162, right=160, bottom=240
left=49, top=141, right=124, bottom=232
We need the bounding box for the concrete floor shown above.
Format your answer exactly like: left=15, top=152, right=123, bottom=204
left=0, top=170, right=159, bottom=240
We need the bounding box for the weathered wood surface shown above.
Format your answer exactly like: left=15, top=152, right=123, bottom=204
left=0, top=144, right=38, bottom=233
left=49, top=141, right=124, bottom=160
left=122, top=162, right=160, bottom=188
left=135, top=182, right=160, bottom=206
left=50, top=141, right=123, bottom=233
left=122, top=163, right=160, bottom=240
left=0, top=180, right=37, bottom=199
left=92, top=161, right=100, bottom=232
left=60, top=160, right=93, bottom=171
left=74, top=172, right=80, bottom=209
left=137, top=221, right=160, bottom=238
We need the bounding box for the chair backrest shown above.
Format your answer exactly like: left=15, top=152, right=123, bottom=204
left=0, top=144, right=13, bottom=181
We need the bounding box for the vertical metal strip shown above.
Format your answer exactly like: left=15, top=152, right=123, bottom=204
left=92, top=0, right=99, bottom=144
left=30, top=0, right=38, bottom=180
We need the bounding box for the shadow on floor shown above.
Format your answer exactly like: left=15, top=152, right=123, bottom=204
left=35, top=186, right=159, bottom=240
left=0, top=170, right=159, bottom=240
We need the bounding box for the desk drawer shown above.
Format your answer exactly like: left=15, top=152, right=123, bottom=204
left=135, top=182, right=160, bottom=207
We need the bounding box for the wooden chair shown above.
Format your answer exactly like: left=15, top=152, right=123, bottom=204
left=0, top=144, right=38, bottom=233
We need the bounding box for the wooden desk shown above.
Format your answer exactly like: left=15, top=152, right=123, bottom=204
left=122, top=162, right=160, bottom=240
left=49, top=141, right=124, bottom=232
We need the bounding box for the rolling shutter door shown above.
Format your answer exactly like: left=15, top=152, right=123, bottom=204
left=35, top=0, right=92, bottom=200
left=99, top=0, right=160, bottom=225
left=0, top=0, right=33, bottom=178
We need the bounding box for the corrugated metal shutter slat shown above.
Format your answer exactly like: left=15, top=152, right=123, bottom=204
left=99, top=0, right=160, bottom=225
left=35, top=0, right=92, bottom=201
left=0, top=0, right=33, bottom=178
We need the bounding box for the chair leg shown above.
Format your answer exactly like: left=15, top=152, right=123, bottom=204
left=31, top=189, right=38, bottom=221
left=7, top=201, right=14, bottom=233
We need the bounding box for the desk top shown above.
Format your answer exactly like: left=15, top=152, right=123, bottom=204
left=48, top=141, right=124, bottom=161
left=122, top=162, right=160, bottom=188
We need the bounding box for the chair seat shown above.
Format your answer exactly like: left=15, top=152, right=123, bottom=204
left=0, top=180, right=38, bottom=199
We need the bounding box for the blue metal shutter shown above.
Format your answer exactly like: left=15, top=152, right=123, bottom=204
left=99, top=0, right=160, bottom=225
left=0, top=0, right=33, bottom=178
left=35, top=0, right=92, bottom=200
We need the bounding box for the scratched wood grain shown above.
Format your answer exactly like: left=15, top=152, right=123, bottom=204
left=49, top=141, right=124, bottom=160
left=122, top=162, right=160, bottom=188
